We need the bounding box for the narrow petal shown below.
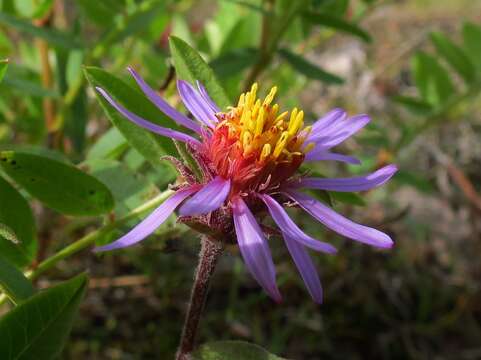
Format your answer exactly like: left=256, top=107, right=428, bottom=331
left=232, top=196, right=282, bottom=302
left=177, top=80, right=217, bottom=129
left=311, top=108, right=346, bottom=134
left=309, top=114, right=370, bottom=149
left=96, top=87, right=201, bottom=145
left=304, top=149, right=361, bottom=164
left=283, top=235, right=323, bottom=304
left=196, top=80, right=220, bottom=113
left=294, top=165, right=398, bottom=192
left=94, top=187, right=199, bottom=252
left=179, top=176, right=231, bottom=216
left=284, top=190, right=394, bottom=249
left=259, top=194, right=337, bottom=254
left=127, top=67, right=202, bottom=134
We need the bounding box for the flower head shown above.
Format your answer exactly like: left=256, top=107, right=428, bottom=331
left=94, top=67, right=397, bottom=303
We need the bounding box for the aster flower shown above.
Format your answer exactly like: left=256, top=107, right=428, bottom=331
left=94, top=67, right=397, bottom=303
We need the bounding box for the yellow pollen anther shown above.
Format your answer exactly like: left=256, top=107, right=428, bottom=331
left=263, top=86, right=277, bottom=106
left=238, top=93, right=245, bottom=107
left=260, top=144, right=271, bottom=162
left=243, top=131, right=252, bottom=149
left=273, top=131, right=289, bottom=159
left=275, top=111, right=288, bottom=123
left=289, top=110, right=304, bottom=136
left=255, top=106, right=266, bottom=136
left=247, top=83, right=258, bottom=108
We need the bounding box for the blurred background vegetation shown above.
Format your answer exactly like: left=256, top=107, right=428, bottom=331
left=1, top=0, right=481, bottom=359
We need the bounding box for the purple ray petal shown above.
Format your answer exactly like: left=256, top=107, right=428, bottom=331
left=127, top=67, right=202, bottom=134
left=294, top=165, right=398, bottom=192
left=259, top=194, right=337, bottom=254
left=309, top=114, right=370, bottom=149
left=283, top=235, right=323, bottom=304
left=177, top=80, right=217, bottom=129
left=94, top=187, right=199, bottom=252
left=284, top=190, right=394, bottom=249
left=311, top=108, right=346, bottom=134
left=232, top=196, right=282, bottom=302
left=96, top=87, right=201, bottom=146
left=304, top=149, right=361, bottom=165
left=196, top=80, right=221, bottom=113
left=179, top=176, right=231, bottom=216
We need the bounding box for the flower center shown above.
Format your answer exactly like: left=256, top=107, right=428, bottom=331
left=205, top=84, right=314, bottom=194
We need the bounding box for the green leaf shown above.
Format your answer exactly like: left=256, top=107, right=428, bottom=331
left=31, top=0, right=54, bottom=19
left=393, top=170, right=434, bottom=193
left=303, top=12, right=372, bottom=43
left=430, top=31, right=476, bottom=84
left=77, top=0, right=118, bottom=26
left=84, top=66, right=178, bottom=162
left=0, top=175, right=37, bottom=268
left=0, top=273, right=88, bottom=359
left=109, top=2, right=165, bottom=44
left=411, top=52, right=455, bottom=107
left=169, top=36, right=231, bottom=109
left=87, top=127, right=128, bottom=160
left=330, top=191, right=366, bottom=207
left=85, top=159, right=160, bottom=217
left=278, top=48, right=344, bottom=84
left=0, top=59, right=8, bottom=83
left=210, top=48, right=259, bottom=78
left=0, top=151, right=114, bottom=216
left=391, top=95, right=433, bottom=115
left=193, top=341, right=286, bottom=360
left=0, top=254, right=35, bottom=305
left=0, top=12, right=83, bottom=49
left=462, top=22, right=481, bottom=71
left=2, top=64, right=59, bottom=97
left=222, top=0, right=269, bottom=14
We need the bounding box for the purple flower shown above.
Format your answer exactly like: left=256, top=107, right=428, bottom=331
left=94, top=67, right=397, bottom=303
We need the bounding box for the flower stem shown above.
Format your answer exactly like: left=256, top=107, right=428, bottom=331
left=176, top=237, right=223, bottom=360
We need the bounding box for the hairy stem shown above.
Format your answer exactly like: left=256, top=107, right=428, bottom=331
left=176, top=237, right=224, bottom=360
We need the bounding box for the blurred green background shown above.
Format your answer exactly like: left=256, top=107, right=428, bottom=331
left=1, top=0, right=481, bottom=359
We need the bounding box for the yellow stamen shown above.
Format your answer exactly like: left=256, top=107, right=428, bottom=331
left=237, top=93, right=245, bottom=107
left=273, top=131, right=289, bottom=159
left=243, top=131, right=252, bottom=150
left=255, top=106, right=266, bottom=136
left=288, top=110, right=304, bottom=136
left=263, top=86, right=277, bottom=106
left=260, top=143, right=271, bottom=162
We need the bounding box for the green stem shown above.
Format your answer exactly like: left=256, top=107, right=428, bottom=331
left=0, top=189, right=174, bottom=305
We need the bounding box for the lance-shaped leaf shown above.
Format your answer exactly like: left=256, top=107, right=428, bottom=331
left=0, top=175, right=37, bottom=268
left=278, top=48, right=344, bottom=84
left=0, top=254, right=35, bottom=305
left=412, top=52, right=455, bottom=107
left=84, top=66, right=178, bottom=161
left=0, top=151, right=114, bottom=216
left=193, top=340, right=286, bottom=360
left=303, top=12, right=372, bottom=43
left=0, top=273, right=88, bottom=359
left=462, top=22, right=481, bottom=71
left=0, top=59, right=8, bottom=83
left=430, top=31, right=475, bottom=84
left=169, top=36, right=231, bottom=109
left=0, top=12, right=83, bottom=49
left=210, top=48, right=259, bottom=78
